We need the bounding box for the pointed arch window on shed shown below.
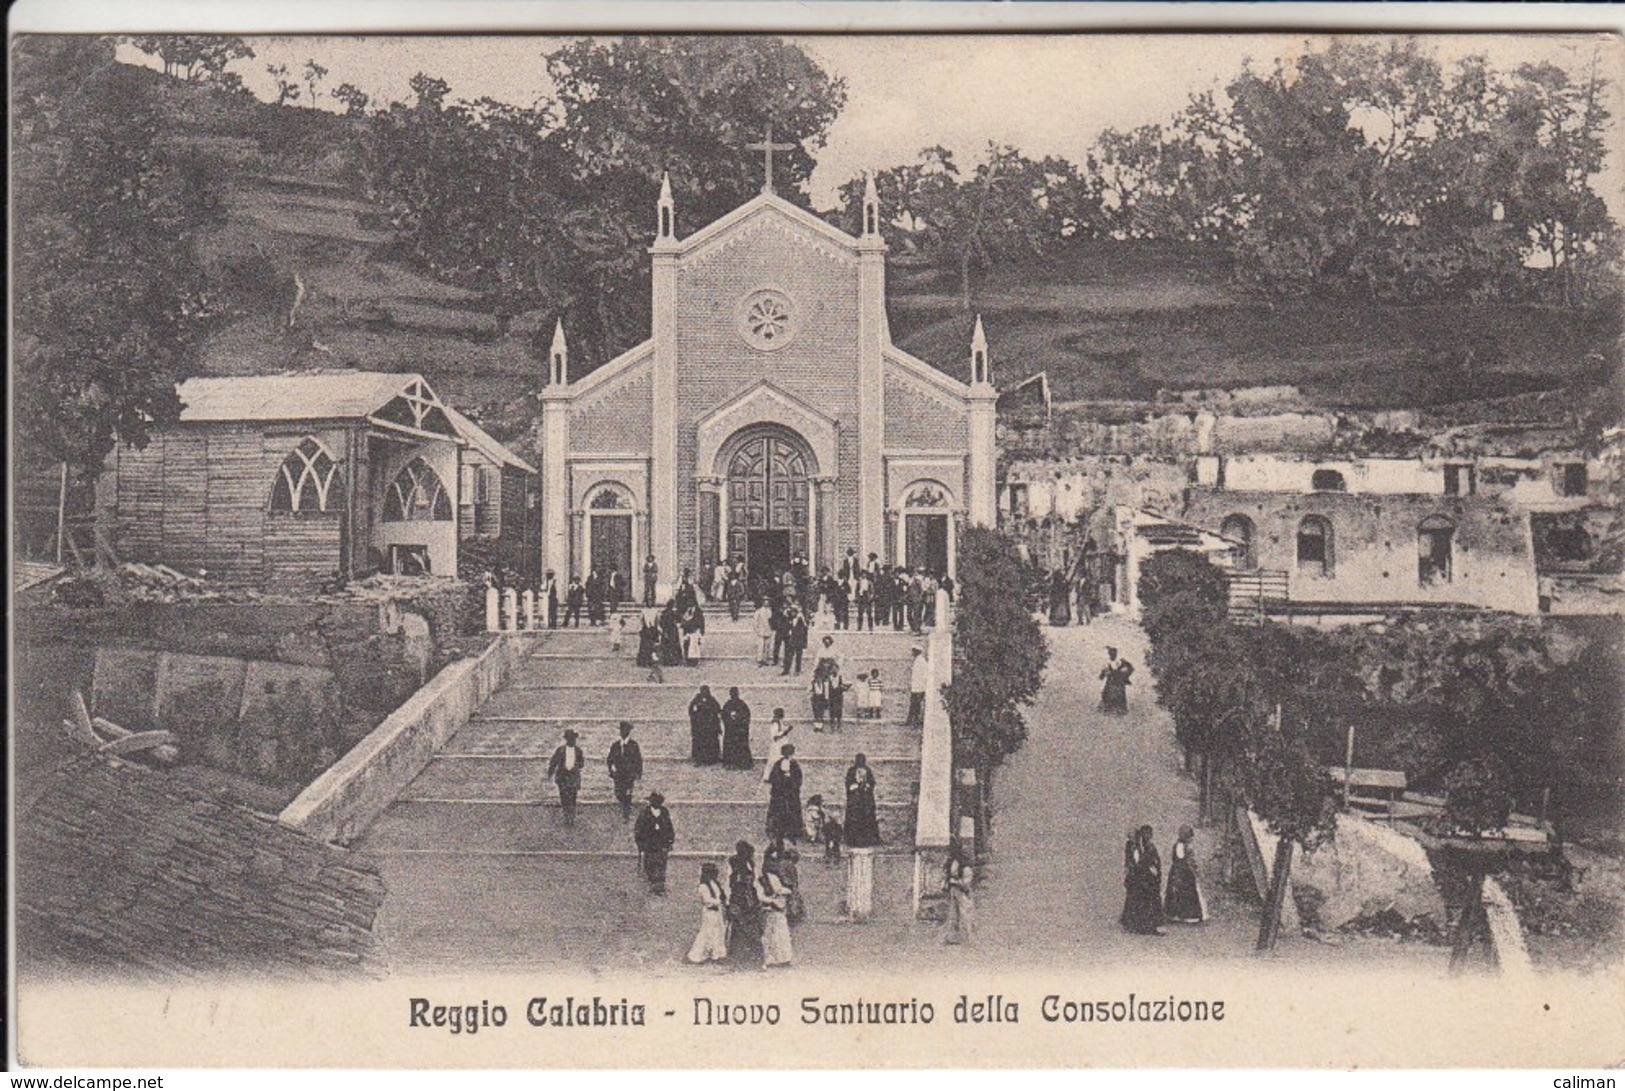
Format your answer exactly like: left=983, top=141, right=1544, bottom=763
left=383, top=458, right=451, bottom=522
left=269, top=438, right=343, bottom=513
left=1418, top=515, right=1456, bottom=586
left=1296, top=515, right=1334, bottom=575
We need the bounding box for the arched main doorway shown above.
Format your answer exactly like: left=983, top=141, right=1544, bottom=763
left=718, top=425, right=814, bottom=582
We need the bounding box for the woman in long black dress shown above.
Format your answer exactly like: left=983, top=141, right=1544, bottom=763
left=635, top=606, right=659, bottom=668
left=763, top=744, right=803, bottom=842
left=1120, top=824, right=1166, bottom=935
left=688, top=684, right=722, bottom=765
left=1164, top=825, right=1208, bottom=924
left=1099, top=647, right=1133, bottom=714
left=1047, top=568, right=1072, bottom=626
left=843, top=753, right=883, bottom=848
left=658, top=603, right=684, bottom=669
left=727, top=841, right=763, bottom=967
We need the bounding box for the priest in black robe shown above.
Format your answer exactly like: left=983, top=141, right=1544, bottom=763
left=720, top=687, right=754, bottom=770
left=633, top=791, right=676, bottom=894
left=688, top=684, right=723, bottom=765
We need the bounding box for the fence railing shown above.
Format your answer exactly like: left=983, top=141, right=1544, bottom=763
left=1226, top=569, right=1289, bottom=624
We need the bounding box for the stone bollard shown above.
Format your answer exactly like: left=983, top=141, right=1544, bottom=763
left=523, top=589, right=537, bottom=630
left=502, top=587, right=518, bottom=631
left=485, top=586, right=500, bottom=632
left=847, top=846, right=876, bottom=922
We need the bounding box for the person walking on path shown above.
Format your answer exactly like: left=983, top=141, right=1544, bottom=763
left=686, top=863, right=729, bottom=964
left=907, top=646, right=930, bottom=728
left=1120, top=825, right=1166, bottom=935
left=1164, top=825, right=1208, bottom=924
left=727, top=842, right=763, bottom=968
left=606, top=720, right=643, bottom=822
left=1099, top=646, right=1134, bottom=715
left=944, top=843, right=975, bottom=944
left=758, top=857, right=795, bottom=969
left=688, top=684, right=723, bottom=765
left=763, top=743, right=804, bottom=843
left=545, top=729, right=585, bottom=827
left=844, top=753, right=883, bottom=848
left=720, top=687, right=754, bottom=770
left=633, top=791, right=676, bottom=894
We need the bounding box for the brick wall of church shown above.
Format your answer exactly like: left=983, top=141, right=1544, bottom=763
left=883, top=370, right=972, bottom=452
left=672, top=214, right=865, bottom=564
left=570, top=366, right=653, bottom=452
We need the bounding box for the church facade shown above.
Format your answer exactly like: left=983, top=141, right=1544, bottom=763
left=539, top=175, right=997, bottom=595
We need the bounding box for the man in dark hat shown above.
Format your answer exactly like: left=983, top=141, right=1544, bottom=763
left=546, top=728, right=585, bottom=826
left=634, top=791, right=676, bottom=894
left=606, top=720, right=643, bottom=822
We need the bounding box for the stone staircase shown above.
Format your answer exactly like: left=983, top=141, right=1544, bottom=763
left=358, top=609, right=925, bottom=860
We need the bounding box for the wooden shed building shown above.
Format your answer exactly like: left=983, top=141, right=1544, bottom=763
left=445, top=405, right=539, bottom=578
left=97, top=371, right=534, bottom=589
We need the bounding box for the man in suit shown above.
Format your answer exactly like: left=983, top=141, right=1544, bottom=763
left=546, top=728, right=585, bottom=826
left=780, top=604, right=809, bottom=676
left=634, top=791, right=677, bottom=894
left=606, top=720, right=643, bottom=822
left=542, top=569, right=560, bottom=629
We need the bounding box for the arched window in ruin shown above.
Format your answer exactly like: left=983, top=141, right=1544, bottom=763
left=1220, top=514, right=1256, bottom=570
left=1311, top=468, right=1347, bottom=492
left=1418, top=515, right=1456, bottom=585
left=1296, top=515, right=1334, bottom=576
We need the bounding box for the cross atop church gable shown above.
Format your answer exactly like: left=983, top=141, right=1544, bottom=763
left=745, top=122, right=796, bottom=195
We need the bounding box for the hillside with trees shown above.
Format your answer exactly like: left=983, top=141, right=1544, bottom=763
left=14, top=34, right=1622, bottom=492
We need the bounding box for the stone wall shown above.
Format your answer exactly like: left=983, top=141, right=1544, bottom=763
left=1183, top=487, right=1539, bottom=613
left=280, top=633, right=529, bottom=845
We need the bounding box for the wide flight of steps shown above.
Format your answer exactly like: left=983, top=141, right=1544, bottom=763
left=359, top=605, right=926, bottom=860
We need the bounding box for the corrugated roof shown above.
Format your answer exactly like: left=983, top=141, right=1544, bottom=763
left=176, top=372, right=426, bottom=422
left=444, top=406, right=537, bottom=474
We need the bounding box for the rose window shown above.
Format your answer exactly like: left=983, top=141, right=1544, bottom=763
left=737, top=289, right=796, bottom=351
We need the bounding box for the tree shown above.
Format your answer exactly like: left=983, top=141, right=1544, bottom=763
left=332, top=82, right=371, bottom=117
left=267, top=63, right=300, bottom=106
left=542, top=36, right=847, bottom=364
left=943, top=527, right=1049, bottom=773
left=13, top=36, right=226, bottom=475
left=837, top=144, right=1102, bottom=310
left=302, top=59, right=329, bottom=105
left=363, top=75, right=573, bottom=335
left=128, top=35, right=255, bottom=84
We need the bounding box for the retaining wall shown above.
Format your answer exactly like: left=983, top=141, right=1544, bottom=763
left=279, top=634, right=529, bottom=845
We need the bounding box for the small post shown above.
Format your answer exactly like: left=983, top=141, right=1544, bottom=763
left=523, top=588, right=537, bottom=630
left=485, top=585, right=500, bottom=632
left=1343, top=722, right=1356, bottom=813
left=847, top=846, right=876, bottom=922
left=1539, top=786, right=1551, bottom=830
left=55, top=461, right=69, bottom=566
left=502, top=587, right=518, bottom=631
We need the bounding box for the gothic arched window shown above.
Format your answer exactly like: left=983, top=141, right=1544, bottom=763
left=1296, top=515, right=1334, bottom=575
left=268, top=437, right=342, bottom=513
left=383, top=458, right=451, bottom=522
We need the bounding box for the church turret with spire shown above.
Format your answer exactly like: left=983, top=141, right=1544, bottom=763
left=535, top=159, right=995, bottom=594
